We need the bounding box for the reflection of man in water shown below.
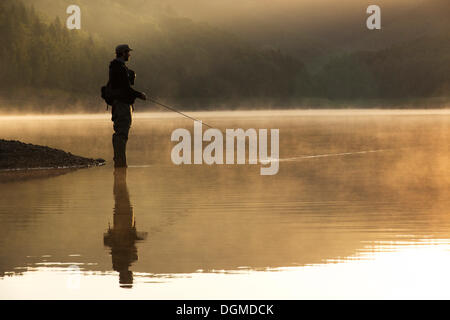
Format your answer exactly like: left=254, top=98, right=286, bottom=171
left=103, top=168, right=147, bottom=288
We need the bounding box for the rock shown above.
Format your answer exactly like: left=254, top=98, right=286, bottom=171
left=0, top=139, right=106, bottom=170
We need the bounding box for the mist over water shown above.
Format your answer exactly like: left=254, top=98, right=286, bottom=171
left=0, top=110, right=449, bottom=298
left=1, top=0, right=449, bottom=300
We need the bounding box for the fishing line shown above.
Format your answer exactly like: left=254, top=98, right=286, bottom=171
left=146, top=99, right=405, bottom=164
left=275, top=148, right=391, bottom=162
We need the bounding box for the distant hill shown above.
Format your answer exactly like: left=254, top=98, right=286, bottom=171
left=315, top=33, right=450, bottom=101
left=352, top=0, right=450, bottom=51
left=182, top=0, right=449, bottom=70
left=27, top=0, right=449, bottom=68
left=0, top=0, right=311, bottom=111
left=0, top=0, right=447, bottom=111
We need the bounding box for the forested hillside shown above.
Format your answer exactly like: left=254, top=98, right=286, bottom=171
left=0, top=1, right=109, bottom=106
left=0, top=0, right=310, bottom=110
left=315, top=33, right=450, bottom=100
left=0, top=0, right=448, bottom=112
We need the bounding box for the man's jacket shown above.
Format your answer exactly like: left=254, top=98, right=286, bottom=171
left=109, top=58, right=142, bottom=105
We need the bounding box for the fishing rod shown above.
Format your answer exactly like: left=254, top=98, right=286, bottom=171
left=148, top=97, right=217, bottom=130
left=147, top=98, right=238, bottom=141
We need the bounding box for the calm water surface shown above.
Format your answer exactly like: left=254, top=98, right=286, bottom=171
left=0, top=110, right=449, bottom=299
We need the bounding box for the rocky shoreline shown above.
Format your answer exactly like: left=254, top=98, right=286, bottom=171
left=0, top=139, right=105, bottom=182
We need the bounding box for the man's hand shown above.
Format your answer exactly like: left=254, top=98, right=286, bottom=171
left=139, top=92, right=147, bottom=100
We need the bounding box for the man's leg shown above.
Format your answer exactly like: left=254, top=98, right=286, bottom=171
left=112, top=101, right=132, bottom=168
left=112, top=130, right=129, bottom=168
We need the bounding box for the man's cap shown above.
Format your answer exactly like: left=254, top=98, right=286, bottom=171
left=115, top=44, right=133, bottom=55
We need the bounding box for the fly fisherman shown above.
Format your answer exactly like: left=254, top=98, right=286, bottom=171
left=109, top=44, right=146, bottom=168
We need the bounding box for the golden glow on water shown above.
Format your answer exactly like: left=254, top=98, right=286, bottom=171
left=2, top=240, right=450, bottom=299
left=0, top=110, right=449, bottom=298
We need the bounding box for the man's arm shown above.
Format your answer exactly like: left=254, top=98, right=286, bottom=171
left=110, top=62, right=146, bottom=100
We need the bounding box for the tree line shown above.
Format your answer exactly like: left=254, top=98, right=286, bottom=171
left=0, top=0, right=448, bottom=111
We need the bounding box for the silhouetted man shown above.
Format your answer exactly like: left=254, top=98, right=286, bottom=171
left=109, top=44, right=146, bottom=168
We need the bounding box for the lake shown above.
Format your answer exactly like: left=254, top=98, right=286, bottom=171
left=0, top=109, right=449, bottom=299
